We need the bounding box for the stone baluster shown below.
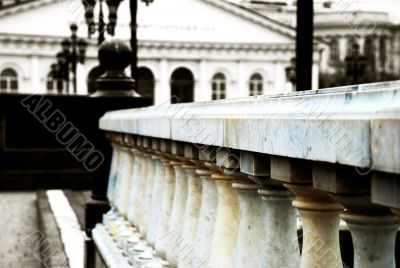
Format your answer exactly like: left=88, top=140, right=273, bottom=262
left=116, top=134, right=136, bottom=216
left=109, top=134, right=125, bottom=208
left=207, top=148, right=242, bottom=268
left=232, top=180, right=264, bottom=268
left=237, top=151, right=300, bottom=268
left=314, top=165, right=400, bottom=268
left=271, top=156, right=344, bottom=268
left=130, top=136, right=148, bottom=227
left=193, top=147, right=218, bottom=267
left=166, top=141, right=188, bottom=267
left=154, top=141, right=176, bottom=259
left=106, top=133, right=122, bottom=204
left=135, top=137, right=152, bottom=235
left=126, top=138, right=145, bottom=225
left=373, top=172, right=400, bottom=268
left=178, top=144, right=203, bottom=268
left=147, top=139, right=167, bottom=246
left=140, top=137, right=158, bottom=238
left=248, top=152, right=300, bottom=267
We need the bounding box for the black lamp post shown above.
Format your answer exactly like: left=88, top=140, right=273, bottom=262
left=285, top=57, right=297, bottom=91
left=54, top=23, right=87, bottom=94
left=345, top=43, right=367, bottom=85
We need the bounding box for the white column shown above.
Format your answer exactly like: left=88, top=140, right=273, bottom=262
left=339, top=36, right=347, bottom=61
left=358, top=36, right=365, bottom=55
left=274, top=61, right=286, bottom=94
left=30, top=55, right=41, bottom=94
left=196, top=60, right=210, bottom=102
left=155, top=59, right=170, bottom=105
left=76, top=63, right=87, bottom=95
left=236, top=60, right=248, bottom=98
left=374, top=36, right=381, bottom=73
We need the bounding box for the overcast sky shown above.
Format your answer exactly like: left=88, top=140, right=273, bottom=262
left=230, top=0, right=400, bottom=23
left=333, top=0, right=400, bottom=22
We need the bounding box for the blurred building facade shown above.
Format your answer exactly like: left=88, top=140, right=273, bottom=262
left=0, top=0, right=326, bottom=104
left=239, top=0, right=400, bottom=86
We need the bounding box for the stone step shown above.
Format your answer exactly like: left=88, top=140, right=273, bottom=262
left=36, top=190, right=70, bottom=268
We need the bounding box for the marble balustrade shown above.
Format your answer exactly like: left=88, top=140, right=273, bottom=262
left=92, top=81, right=400, bottom=268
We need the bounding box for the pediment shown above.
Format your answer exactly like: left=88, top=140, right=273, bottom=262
left=0, top=0, right=295, bottom=44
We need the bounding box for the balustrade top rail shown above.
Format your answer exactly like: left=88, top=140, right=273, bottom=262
left=100, top=81, right=400, bottom=175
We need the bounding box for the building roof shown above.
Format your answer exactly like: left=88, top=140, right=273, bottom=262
left=0, top=0, right=297, bottom=41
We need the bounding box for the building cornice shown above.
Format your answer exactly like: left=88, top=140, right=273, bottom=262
left=0, top=33, right=297, bottom=52
left=0, top=0, right=57, bottom=19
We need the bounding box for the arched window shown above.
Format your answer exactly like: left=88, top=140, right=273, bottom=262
left=0, top=68, right=18, bottom=91
left=329, top=37, right=339, bottom=63
left=170, top=67, right=194, bottom=104
left=211, top=73, right=226, bottom=100
left=249, top=73, right=263, bottom=96
left=137, top=67, right=155, bottom=104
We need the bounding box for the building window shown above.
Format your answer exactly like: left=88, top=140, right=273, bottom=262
left=0, top=68, right=18, bottom=91
left=249, top=73, right=263, bottom=96
left=212, top=73, right=226, bottom=100
left=137, top=67, right=155, bottom=104
left=329, top=37, right=339, bottom=63
left=170, top=67, right=194, bottom=103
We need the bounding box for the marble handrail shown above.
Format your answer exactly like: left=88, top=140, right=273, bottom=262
left=93, top=81, right=400, bottom=268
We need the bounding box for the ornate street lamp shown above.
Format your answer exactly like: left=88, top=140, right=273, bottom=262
left=54, top=23, right=87, bottom=94
left=285, top=57, right=297, bottom=90
left=82, top=0, right=155, bottom=81
left=345, top=43, right=367, bottom=85
left=82, top=0, right=124, bottom=45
